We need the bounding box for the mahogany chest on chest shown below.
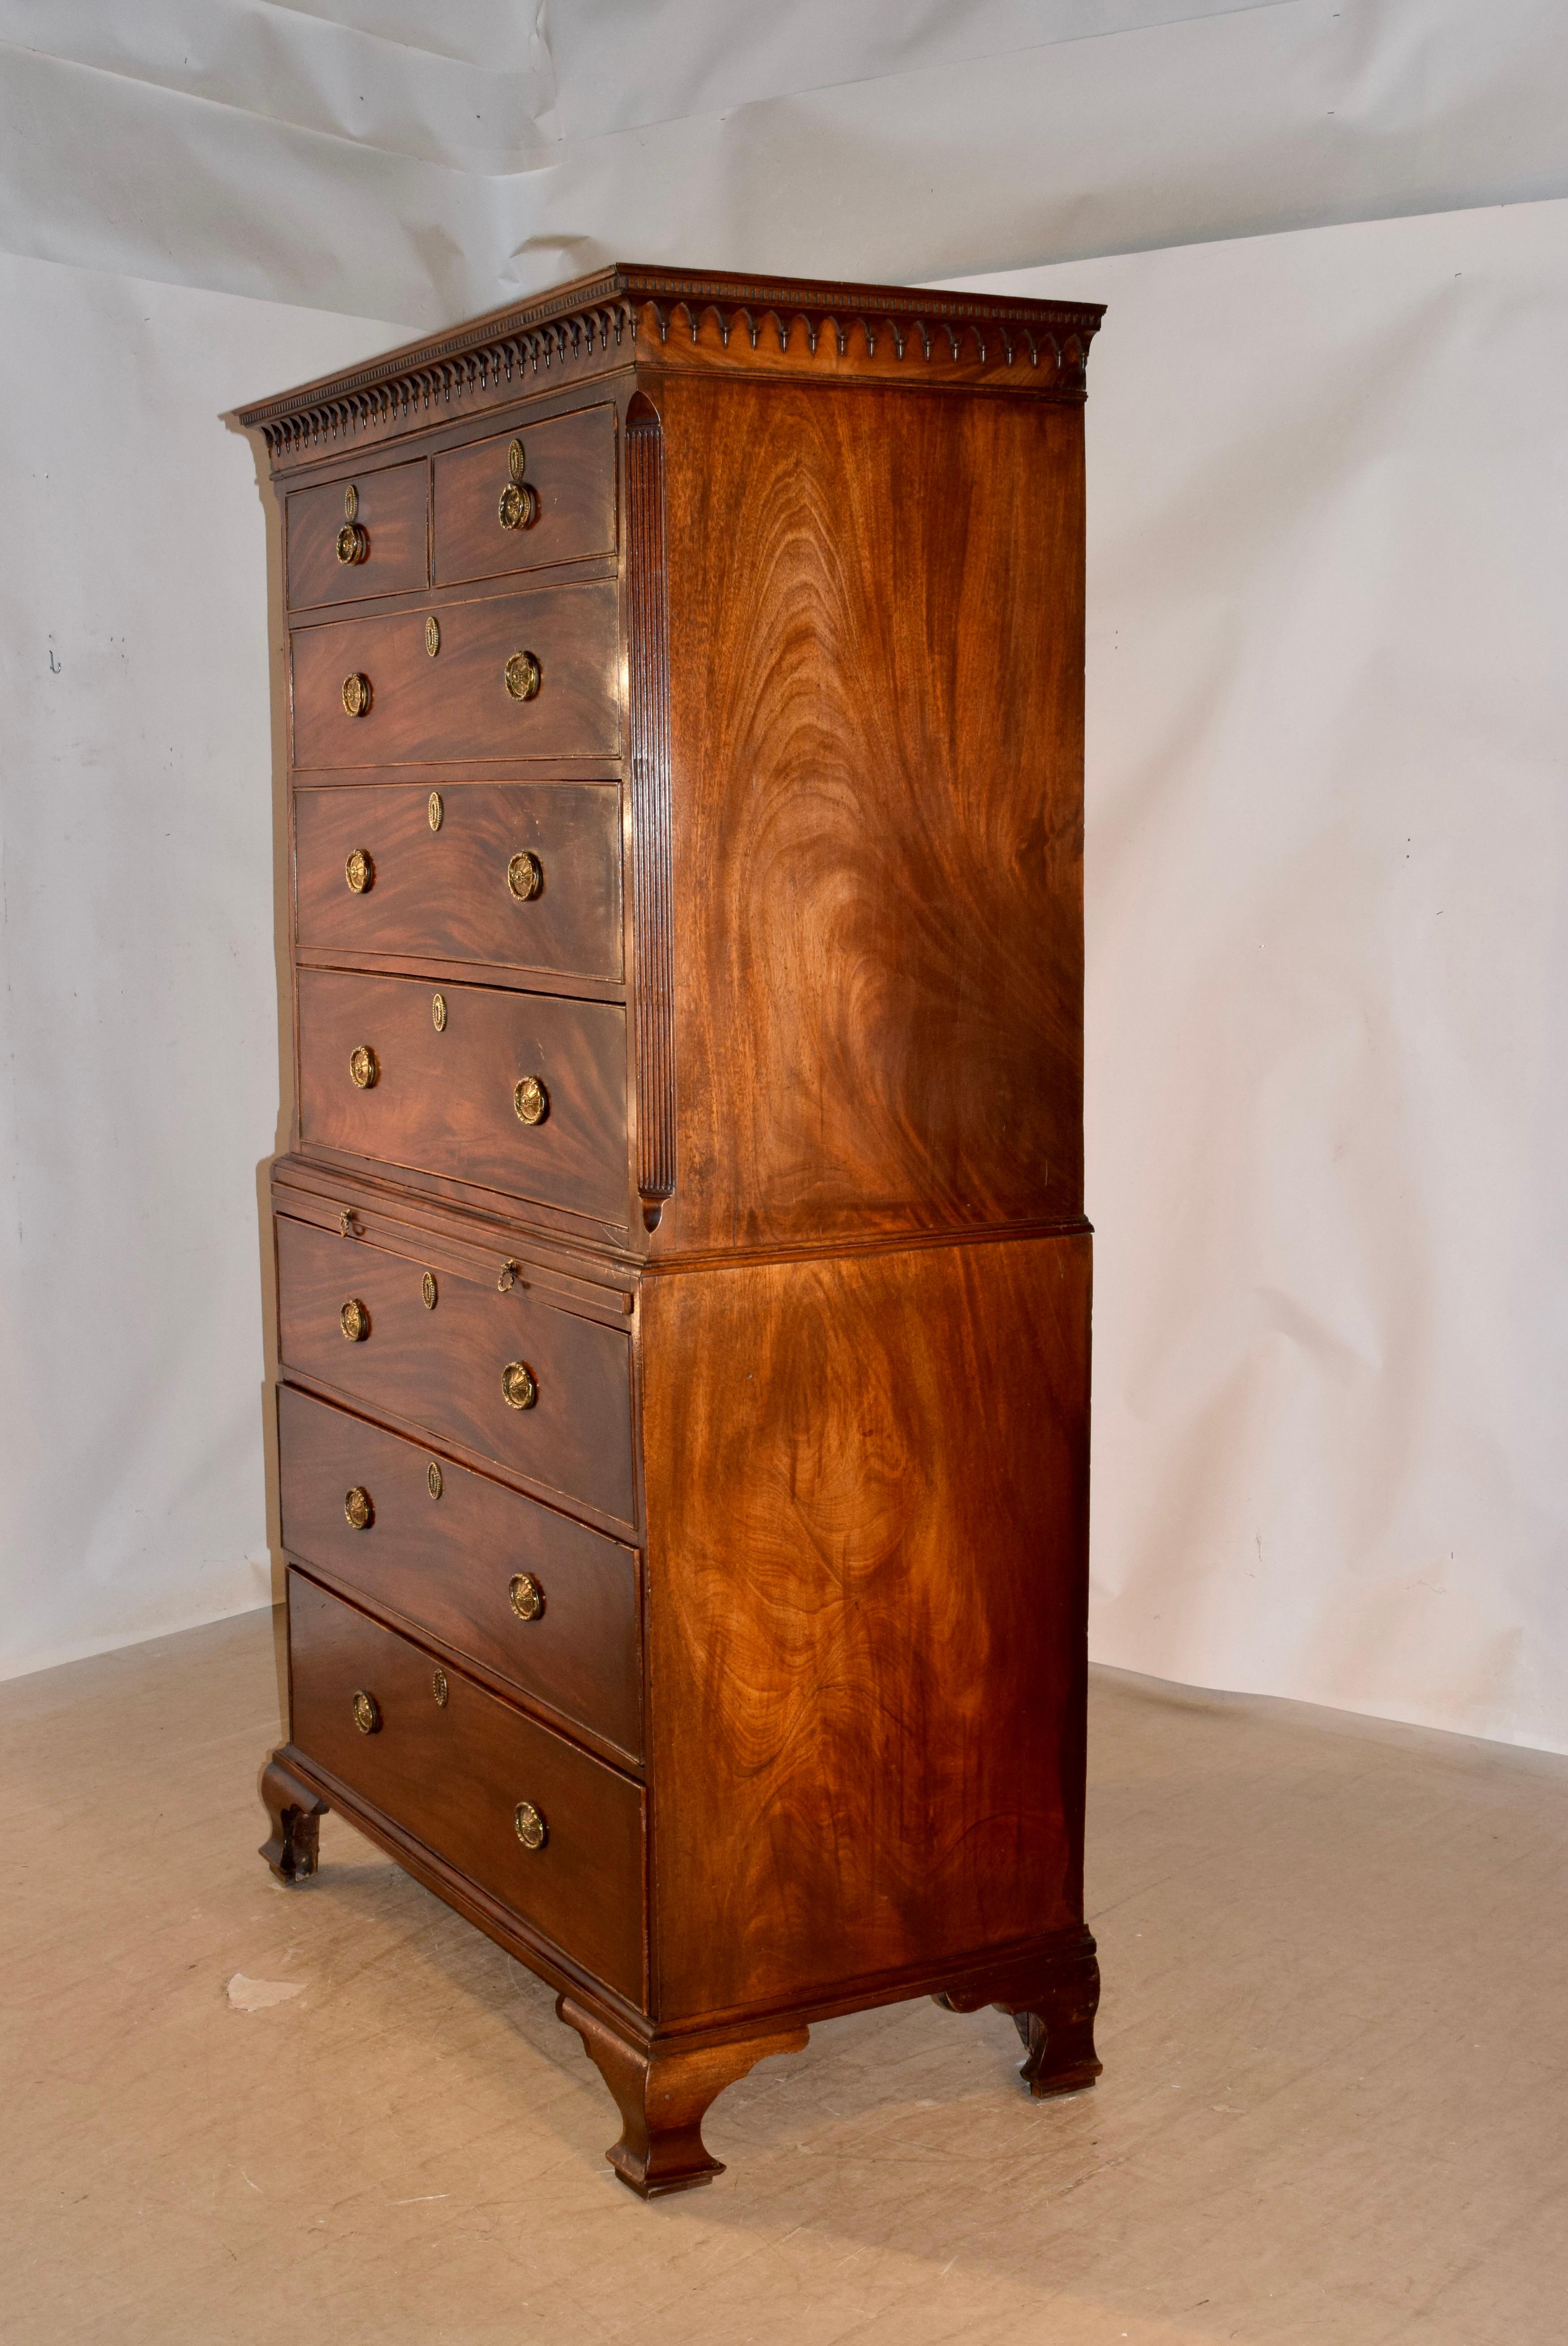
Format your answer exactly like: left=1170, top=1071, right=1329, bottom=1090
left=239, top=264, right=1105, bottom=2195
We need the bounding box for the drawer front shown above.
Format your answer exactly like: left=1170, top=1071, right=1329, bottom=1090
left=288, top=1571, right=644, bottom=2001
left=276, top=1214, right=637, bottom=1525
left=296, top=782, right=623, bottom=981
left=279, top=1386, right=642, bottom=1758
left=433, top=408, right=616, bottom=588
left=286, top=461, right=428, bottom=610
left=297, top=967, right=628, bottom=1224
left=291, top=583, right=619, bottom=768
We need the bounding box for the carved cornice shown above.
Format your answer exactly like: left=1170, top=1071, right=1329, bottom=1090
left=236, top=264, right=1105, bottom=466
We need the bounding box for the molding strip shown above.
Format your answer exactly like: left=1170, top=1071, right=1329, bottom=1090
left=626, top=397, right=676, bottom=1224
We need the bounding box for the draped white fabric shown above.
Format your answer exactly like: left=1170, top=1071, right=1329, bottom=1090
left=0, top=5, right=1563, bottom=1751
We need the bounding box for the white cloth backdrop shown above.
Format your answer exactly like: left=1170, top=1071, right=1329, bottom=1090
left=0, top=6, right=1563, bottom=1752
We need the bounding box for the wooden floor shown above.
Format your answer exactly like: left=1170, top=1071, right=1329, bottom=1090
left=6, top=1610, right=1564, bottom=2346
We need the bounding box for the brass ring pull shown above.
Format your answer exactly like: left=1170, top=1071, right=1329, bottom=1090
left=506, top=851, right=542, bottom=901
left=345, top=848, right=373, bottom=894
left=337, top=522, right=368, bottom=566
left=513, top=1075, right=548, bottom=1126
left=504, top=650, right=541, bottom=702
left=501, top=1360, right=537, bottom=1411
left=342, top=672, right=372, bottom=717
left=349, top=1044, right=378, bottom=1089
left=497, top=1259, right=521, bottom=1292
left=498, top=481, right=538, bottom=531
left=509, top=1572, right=544, bottom=1622
left=514, top=1800, right=547, bottom=1850
left=340, top=1297, right=369, bottom=1342
left=352, top=1688, right=381, bottom=1732
left=344, top=1486, right=373, bottom=1530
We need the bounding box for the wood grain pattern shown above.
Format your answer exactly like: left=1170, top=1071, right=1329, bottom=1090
left=290, top=582, right=620, bottom=768
left=278, top=1385, right=642, bottom=1758
left=285, top=458, right=428, bottom=609
left=626, top=394, right=675, bottom=1217
left=275, top=1213, right=637, bottom=1525
left=433, top=405, right=617, bottom=585
left=295, top=782, right=623, bottom=981
left=287, top=1571, right=645, bottom=2002
left=295, top=966, right=629, bottom=1223
left=656, top=376, right=1085, bottom=1252
left=641, top=1231, right=1091, bottom=2025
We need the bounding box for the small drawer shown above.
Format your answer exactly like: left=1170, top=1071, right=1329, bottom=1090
left=296, top=782, right=623, bottom=982
left=276, top=1213, right=636, bottom=1525
left=433, top=408, right=616, bottom=588
left=288, top=1571, right=644, bottom=2001
left=290, top=583, right=619, bottom=768
left=279, top=1386, right=642, bottom=1758
left=286, top=461, right=428, bottom=610
left=297, top=967, right=628, bottom=1225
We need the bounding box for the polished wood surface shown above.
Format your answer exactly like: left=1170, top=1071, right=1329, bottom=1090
left=290, top=582, right=621, bottom=768
left=433, top=405, right=617, bottom=586
left=657, top=376, right=1085, bottom=1253
left=247, top=265, right=1103, bottom=2195
left=295, top=966, right=629, bottom=1223
left=285, top=457, right=428, bottom=609
left=278, top=1385, right=643, bottom=1758
left=275, top=1214, right=637, bottom=1525
left=287, top=1572, right=645, bottom=2002
left=295, top=781, right=623, bottom=981
left=642, top=1231, right=1090, bottom=2023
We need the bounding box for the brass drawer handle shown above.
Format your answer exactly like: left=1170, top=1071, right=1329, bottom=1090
left=498, top=440, right=538, bottom=532
left=349, top=1044, right=378, bottom=1089
left=513, top=1075, right=548, bottom=1126
left=501, top=1360, right=537, bottom=1411
left=342, top=672, right=372, bottom=717
left=340, top=1297, right=369, bottom=1342
left=514, top=1799, right=547, bottom=1850
left=344, top=848, right=373, bottom=894
left=337, top=523, right=368, bottom=566
left=344, top=1485, right=373, bottom=1530
left=506, top=851, right=541, bottom=901
left=509, top=1572, right=544, bottom=1622
left=352, top=1688, right=381, bottom=1732
left=504, top=650, right=541, bottom=702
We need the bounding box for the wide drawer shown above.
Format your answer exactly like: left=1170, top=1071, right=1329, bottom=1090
left=291, top=583, right=619, bottom=768
left=288, top=1570, right=644, bottom=2002
left=285, top=460, right=429, bottom=611
left=433, top=407, right=616, bottom=587
left=276, top=1214, right=636, bottom=1525
left=297, top=966, right=628, bottom=1224
left=296, top=782, right=623, bottom=981
left=279, top=1386, right=642, bottom=1759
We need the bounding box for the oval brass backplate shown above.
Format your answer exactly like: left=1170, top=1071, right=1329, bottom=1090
left=504, top=650, right=541, bottom=702
left=425, top=614, right=441, bottom=657
left=344, top=484, right=359, bottom=520
left=340, top=1297, right=369, bottom=1342
left=345, top=847, right=372, bottom=894
left=501, top=1360, right=537, bottom=1411
left=514, top=1800, right=547, bottom=1851
left=428, top=791, right=443, bottom=832
left=352, top=1688, right=381, bottom=1733
left=508, top=440, right=526, bottom=484
left=349, top=1044, right=378, bottom=1090
left=509, top=1572, right=544, bottom=1622
left=513, top=1075, right=548, bottom=1126
left=506, top=851, right=542, bottom=901
left=427, top=1459, right=443, bottom=1499
left=341, top=671, right=371, bottom=717
left=431, top=991, right=447, bottom=1033
left=431, top=1668, right=449, bottom=1707
left=421, top=1270, right=437, bottom=1310
left=344, top=1486, right=373, bottom=1530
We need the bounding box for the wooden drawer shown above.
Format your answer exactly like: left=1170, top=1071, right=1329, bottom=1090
left=433, top=408, right=616, bottom=587
left=297, top=967, right=628, bottom=1224
left=275, top=1213, right=636, bottom=1525
left=288, top=1571, right=644, bottom=2001
left=295, top=782, right=623, bottom=982
left=278, top=1386, right=642, bottom=1759
left=286, top=461, right=428, bottom=610
left=290, top=583, right=619, bottom=768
